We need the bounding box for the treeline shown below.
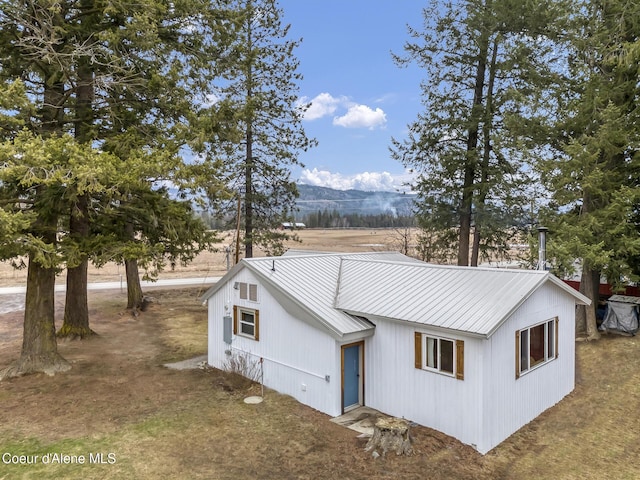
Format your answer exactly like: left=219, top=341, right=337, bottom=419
left=198, top=209, right=416, bottom=229
left=300, top=210, right=416, bottom=229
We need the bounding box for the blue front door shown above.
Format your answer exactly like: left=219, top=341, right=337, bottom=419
left=343, top=344, right=361, bottom=410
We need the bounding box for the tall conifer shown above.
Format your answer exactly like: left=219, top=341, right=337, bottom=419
left=210, top=0, right=315, bottom=258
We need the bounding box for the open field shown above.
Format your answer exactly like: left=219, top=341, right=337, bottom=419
left=0, top=228, right=417, bottom=287
left=1, top=229, right=639, bottom=479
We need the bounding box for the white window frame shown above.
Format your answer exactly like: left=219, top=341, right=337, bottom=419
left=422, top=334, right=456, bottom=377
left=238, top=308, right=257, bottom=339
left=517, top=318, right=557, bottom=377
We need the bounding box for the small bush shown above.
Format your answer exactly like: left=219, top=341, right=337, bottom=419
left=223, top=351, right=262, bottom=383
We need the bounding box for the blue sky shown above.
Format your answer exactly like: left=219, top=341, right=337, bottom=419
left=279, top=0, right=425, bottom=192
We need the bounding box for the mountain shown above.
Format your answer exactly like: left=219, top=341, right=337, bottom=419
left=295, top=184, right=416, bottom=216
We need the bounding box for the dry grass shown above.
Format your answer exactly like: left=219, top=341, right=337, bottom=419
left=0, top=228, right=419, bottom=287
left=1, top=229, right=639, bottom=479
left=0, top=287, right=639, bottom=479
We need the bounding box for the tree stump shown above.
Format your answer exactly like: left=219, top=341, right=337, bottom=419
left=365, top=417, right=413, bottom=457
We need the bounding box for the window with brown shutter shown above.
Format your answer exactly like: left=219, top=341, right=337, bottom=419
left=233, top=306, right=259, bottom=341
left=415, top=332, right=464, bottom=380
left=254, top=310, right=260, bottom=341
left=233, top=306, right=238, bottom=335
left=515, top=330, right=520, bottom=379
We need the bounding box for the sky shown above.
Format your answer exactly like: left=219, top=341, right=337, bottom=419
left=278, top=0, right=426, bottom=192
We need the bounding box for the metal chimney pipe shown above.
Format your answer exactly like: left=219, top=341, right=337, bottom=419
left=537, top=226, right=548, bottom=271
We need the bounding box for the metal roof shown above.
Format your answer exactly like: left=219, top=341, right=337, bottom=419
left=334, top=259, right=590, bottom=338
left=202, top=252, right=590, bottom=339
left=202, top=252, right=418, bottom=338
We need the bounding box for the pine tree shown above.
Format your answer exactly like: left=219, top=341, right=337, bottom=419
left=90, top=185, right=217, bottom=312
left=209, top=0, right=316, bottom=258
left=392, top=0, right=569, bottom=266
left=0, top=130, right=121, bottom=378
left=2, top=0, right=232, bottom=318
left=0, top=0, right=232, bottom=374
left=539, top=0, right=640, bottom=339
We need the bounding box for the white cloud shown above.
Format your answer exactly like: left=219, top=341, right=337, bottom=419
left=333, top=104, right=387, bottom=130
left=299, top=93, right=387, bottom=130
left=299, top=92, right=344, bottom=120
left=351, top=171, right=396, bottom=191
left=298, top=168, right=415, bottom=192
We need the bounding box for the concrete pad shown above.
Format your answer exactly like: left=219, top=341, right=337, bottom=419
left=331, top=406, right=384, bottom=437
left=163, top=354, right=208, bottom=370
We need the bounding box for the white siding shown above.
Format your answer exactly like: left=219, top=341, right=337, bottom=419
left=363, top=282, right=578, bottom=454
left=364, top=317, right=484, bottom=450
left=205, top=255, right=582, bottom=455
left=208, top=270, right=343, bottom=416
left=477, top=282, right=576, bottom=454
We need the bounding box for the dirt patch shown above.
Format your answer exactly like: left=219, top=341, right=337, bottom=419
left=0, top=290, right=195, bottom=441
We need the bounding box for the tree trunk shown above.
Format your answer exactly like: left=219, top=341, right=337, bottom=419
left=124, top=217, right=144, bottom=310
left=59, top=256, right=93, bottom=338
left=244, top=129, right=254, bottom=259
left=1, top=254, right=70, bottom=379
left=125, top=258, right=144, bottom=311
left=577, top=267, right=601, bottom=340
left=244, top=76, right=254, bottom=259
left=59, top=195, right=94, bottom=339
left=471, top=36, right=499, bottom=267
left=458, top=12, right=490, bottom=266
left=59, top=15, right=96, bottom=338
left=458, top=166, right=474, bottom=266
left=471, top=224, right=482, bottom=267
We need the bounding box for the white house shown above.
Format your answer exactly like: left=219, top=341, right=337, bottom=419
left=202, top=251, right=590, bottom=454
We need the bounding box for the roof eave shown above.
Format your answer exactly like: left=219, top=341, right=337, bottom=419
left=243, top=262, right=372, bottom=340
left=550, top=275, right=592, bottom=305
left=200, top=261, right=245, bottom=301
left=339, top=308, right=489, bottom=339
left=484, top=273, right=592, bottom=338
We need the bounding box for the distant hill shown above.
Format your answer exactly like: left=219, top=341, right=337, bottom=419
left=295, top=184, right=416, bottom=216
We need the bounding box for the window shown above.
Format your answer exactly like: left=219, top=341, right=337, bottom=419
left=233, top=306, right=260, bottom=341
left=516, top=318, right=558, bottom=378
left=414, top=332, right=464, bottom=380
left=238, top=282, right=258, bottom=302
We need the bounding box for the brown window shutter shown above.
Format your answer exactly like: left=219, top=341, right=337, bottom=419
left=414, top=332, right=422, bottom=369
left=455, top=340, right=464, bottom=380
left=555, top=317, right=559, bottom=358
left=254, top=310, right=260, bottom=341
left=515, top=330, right=520, bottom=379
left=233, top=306, right=238, bottom=335
left=249, top=284, right=258, bottom=302
left=239, top=282, right=248, bottom=299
